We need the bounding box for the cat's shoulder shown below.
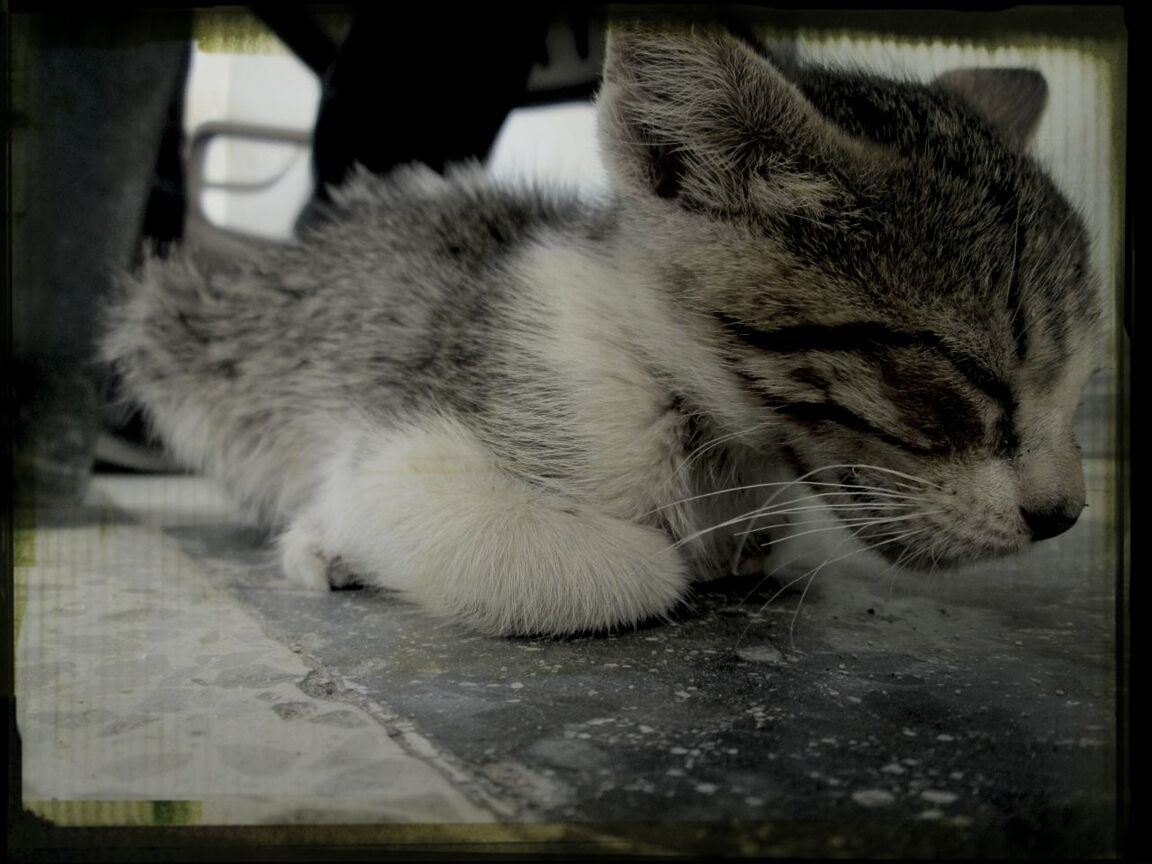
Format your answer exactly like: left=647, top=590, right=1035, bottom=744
left=297, top=162, right=603, bottom=267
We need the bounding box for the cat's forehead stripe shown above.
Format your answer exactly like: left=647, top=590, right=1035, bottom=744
left=712, top=313, right=1014, bottom=410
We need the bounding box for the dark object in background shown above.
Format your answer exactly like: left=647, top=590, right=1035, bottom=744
left=291, top=5, right=553, bottom=225
left=11, top=12, right=192, bottom=501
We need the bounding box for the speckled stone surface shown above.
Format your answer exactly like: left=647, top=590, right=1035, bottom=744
left=15, top=482, right=497, bottom=825
left=15, top=374, right=1121, bottom=855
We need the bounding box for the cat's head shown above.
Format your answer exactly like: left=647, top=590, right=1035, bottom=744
left=599, top=22, right=1103, bottom=566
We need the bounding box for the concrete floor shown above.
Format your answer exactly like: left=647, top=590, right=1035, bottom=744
left=14, top=373, right=1123, bottom=857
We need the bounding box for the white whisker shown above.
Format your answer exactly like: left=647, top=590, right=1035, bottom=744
left=783, top=527, right=929, bottom=648
left=672, top=495, right=930, bottom=551
left=731, top=520, right=930, bottom=650
left=674, top=422, right=764, bottom=477
left=884, top=537, right=921, bottom=597
left=643, top=479, right=924, bottom=518
left=750, top=502, right=923, bottom=519
left=840, top=463, right=941, bottom=491
left=725, top=483, right=927, bottom=570
left=762, top=511, right=934, bottom=536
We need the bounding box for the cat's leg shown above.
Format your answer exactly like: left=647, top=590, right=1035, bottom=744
left=278, top=512, right=358, bottom=590
left=279, top=513, right=331, bottom=590
left=280, top=417, right=690, bottom=636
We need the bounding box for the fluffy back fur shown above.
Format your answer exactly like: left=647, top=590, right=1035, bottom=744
left=102, top=22, right=1101, bottom=636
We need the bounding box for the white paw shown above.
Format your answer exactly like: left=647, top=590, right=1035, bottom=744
left=725, top=532, right=772, bottom=576
left=733, top=554, right=771, bottom=576
left=279, top=519, right=334, bottom=591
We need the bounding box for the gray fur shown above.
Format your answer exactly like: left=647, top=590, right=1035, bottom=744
left=101, top=23, right=1101, bottom=636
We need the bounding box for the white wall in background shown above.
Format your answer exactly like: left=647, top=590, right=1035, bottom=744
left=487, top=102, right=606, bottom=195
left=183, top=47, right=319, bottom=238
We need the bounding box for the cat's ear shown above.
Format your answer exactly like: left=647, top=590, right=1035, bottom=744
left=598, top=23, right=884, bottom=215
left=933, top=68, right=1048, bottom=146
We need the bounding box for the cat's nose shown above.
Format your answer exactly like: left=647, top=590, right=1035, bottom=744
left=1020, top=501, right=1082, bottom=541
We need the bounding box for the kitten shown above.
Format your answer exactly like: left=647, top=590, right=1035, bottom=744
left=101, top=23, right=1102, bottom=636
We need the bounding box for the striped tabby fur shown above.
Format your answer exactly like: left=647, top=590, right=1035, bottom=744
left=102, top=23, right=1101, bottom=635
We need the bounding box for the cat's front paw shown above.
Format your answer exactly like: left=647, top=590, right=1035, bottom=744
left=279, top=519, right=332, bottom=590
left=733, top=554, right=772, bottom=576
left=725, top=533, right=773, bottom=577
left=278, top=516, right=358, bottom=591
